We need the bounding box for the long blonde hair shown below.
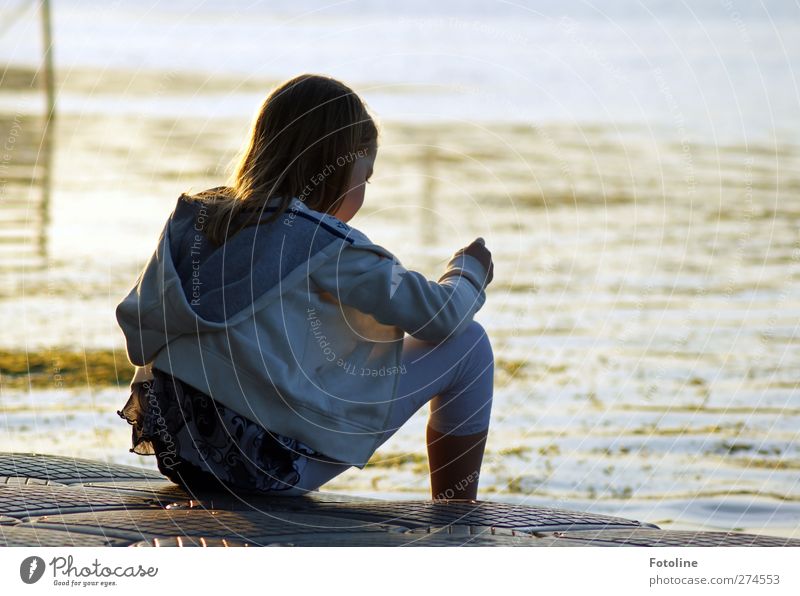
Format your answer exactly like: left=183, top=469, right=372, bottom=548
left=192, top=74, right=379, bottom=246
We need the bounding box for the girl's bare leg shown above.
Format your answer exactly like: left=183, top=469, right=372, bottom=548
left=426, top=424, right=488, bottom=500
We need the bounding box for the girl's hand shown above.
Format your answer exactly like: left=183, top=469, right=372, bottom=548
left=457, top=237, right=494, bottom=285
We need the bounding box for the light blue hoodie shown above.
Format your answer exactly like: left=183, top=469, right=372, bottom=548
left=116, top=189, right=490, bottom=467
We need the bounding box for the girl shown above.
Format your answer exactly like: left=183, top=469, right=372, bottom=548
left=116, top=74, right=495, bottom=500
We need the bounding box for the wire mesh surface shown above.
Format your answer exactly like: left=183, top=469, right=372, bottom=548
left=255, top=532, right=561, bottom=547
left=81, top=480, right=194, bottom=502
left=1, top=453, right=795, bottom=547
left=541, top=529, right=800, bottom=547
left=130, top=536, right=255, bottom=547
left=0, top=484, right=163, bottom=518
left=407, top=525, right=545, bottom=537
left=0, top=453, right=163, bottom=484
left=2, top=475, right=67, bottom=486
left=28, top=508, right=405, bottom=542
left=261, top=499, right=651, bottom=531
left=0, top=524, right=132, bottom=547
left=130, top=531, right=561, bottom=547
left=83, top=481, right=378, bottom=511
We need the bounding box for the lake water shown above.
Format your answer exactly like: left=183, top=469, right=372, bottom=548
left=0, top=0, right=798, bottom=538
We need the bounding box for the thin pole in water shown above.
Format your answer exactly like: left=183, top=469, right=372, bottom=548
left=38, top=0, right=55, bottom=258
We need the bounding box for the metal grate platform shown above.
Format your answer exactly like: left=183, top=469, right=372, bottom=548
left=540, top=528, right=800, bottom=547
left=81, top=480, right=194, bottom=501
left=0, top=484, right=164, bottom=519
left=408, top=525, right=544, bottom=537
left=2, top=476, right=67, bottom=487
left=82, top=480, right=378, bottom=510
left=0, top=453, right=163, bottom=484
left=132, top=531, right=564, bottom=547
left=131, top=536, right=255, bottom=547
left=0, top=453, right=796, bottom=547
left=257, top=498, right=655, bottom=532
left=29, top=508, right=404, bottom=544
left=0, top=524, right=132, bottom=547
left=257, top=532, right=559, bottom=547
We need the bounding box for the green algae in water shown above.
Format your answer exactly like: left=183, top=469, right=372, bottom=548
left=0, top=349, right=133, bottom=390
left=498, top=445, right=532, bottom=457
left=365, top=451, right=428, bottom=471
left=495, top=358, right=528, bottom=376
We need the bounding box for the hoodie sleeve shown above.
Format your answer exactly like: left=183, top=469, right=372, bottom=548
left=309, top=240, right=490, bottom=343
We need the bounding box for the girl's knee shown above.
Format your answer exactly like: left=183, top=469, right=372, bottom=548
left=462, top=320, right=494, bottom=368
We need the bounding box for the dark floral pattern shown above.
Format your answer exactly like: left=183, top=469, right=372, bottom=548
left=117, top=368, right=320, bottom=494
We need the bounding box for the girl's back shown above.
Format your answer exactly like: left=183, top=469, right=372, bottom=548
left=117, top=74, right=495, bottom=498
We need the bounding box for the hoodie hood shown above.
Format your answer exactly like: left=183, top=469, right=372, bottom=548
left=116, top=189, right=351, bottom=366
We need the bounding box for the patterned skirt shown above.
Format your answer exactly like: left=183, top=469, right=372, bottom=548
left=117, top=369, right=323, bottom=494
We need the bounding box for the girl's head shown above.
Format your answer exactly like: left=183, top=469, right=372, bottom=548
left=198, top=74, right=378, bottom=245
